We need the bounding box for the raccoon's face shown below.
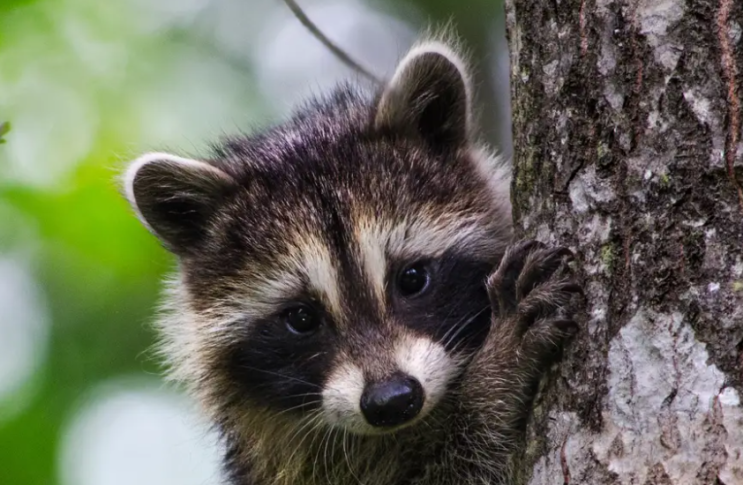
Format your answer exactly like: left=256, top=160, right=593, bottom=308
left=124, top=41, right=511, bottom=436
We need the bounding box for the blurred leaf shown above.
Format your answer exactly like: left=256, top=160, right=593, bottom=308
left=0, top=121, right=9, bottom=144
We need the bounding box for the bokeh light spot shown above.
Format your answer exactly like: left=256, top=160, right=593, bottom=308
left=59, top=379, right=223, bottom=485
left=0, top=256, right=50, bottom=422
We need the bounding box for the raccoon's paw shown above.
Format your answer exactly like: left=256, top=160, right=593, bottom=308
left=487, top=240, right=582, bottom=364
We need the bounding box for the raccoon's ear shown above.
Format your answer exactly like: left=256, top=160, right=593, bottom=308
left=124, top=153, right=235, bottom=255
left=374, top=41, right=472, bottom=148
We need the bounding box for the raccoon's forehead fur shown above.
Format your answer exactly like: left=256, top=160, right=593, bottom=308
left=124, top=38, right=512, bottom=454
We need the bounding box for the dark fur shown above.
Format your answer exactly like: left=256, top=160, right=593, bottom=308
left=124, top=37, right=581, bottom=485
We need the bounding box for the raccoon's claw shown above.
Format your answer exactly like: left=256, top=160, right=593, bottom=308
left=486, top=240, right=547, bottom=317
left=516, top=247, right=575, bottom=302
left=487, top=240, right=582, bottom=359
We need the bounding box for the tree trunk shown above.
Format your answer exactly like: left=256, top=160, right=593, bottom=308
left=504, top=0, right=743, bottom=483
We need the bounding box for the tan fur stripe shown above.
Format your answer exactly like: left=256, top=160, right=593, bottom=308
left=212, top=234, right=343, bottom=324
left=290, top=234, right=343, bottom=320
left=353, top=211, right=496, bottom=303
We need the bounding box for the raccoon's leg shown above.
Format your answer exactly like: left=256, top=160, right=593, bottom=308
left=446, top=240, right=582, bottom=483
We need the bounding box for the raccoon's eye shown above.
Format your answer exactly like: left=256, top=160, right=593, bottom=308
left=283, top=305, right=320, bottom=334
left=397, top=263, right=430, bottom=297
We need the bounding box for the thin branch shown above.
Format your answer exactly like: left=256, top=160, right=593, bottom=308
left=282, top=0, right=382, bottom=85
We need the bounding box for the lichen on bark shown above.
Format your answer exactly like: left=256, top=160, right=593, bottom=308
left=504, top=0, right=743, bottom=483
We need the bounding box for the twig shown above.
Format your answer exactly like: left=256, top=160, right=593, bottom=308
left=282, top=0, right=382, bottom=85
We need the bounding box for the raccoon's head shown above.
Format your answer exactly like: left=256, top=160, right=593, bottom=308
left=124, top=40, right=511, bottom=437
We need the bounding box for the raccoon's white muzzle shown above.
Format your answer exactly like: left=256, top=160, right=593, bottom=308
left=321, top=335, right=456, bottom=434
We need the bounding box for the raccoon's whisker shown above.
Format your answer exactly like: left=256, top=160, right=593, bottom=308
left=440, top=316, right=462, bottom=346
left=330, top=428, right=343, bottom=482
left=285, top=420, right=313, bottom=461
left=342, top=428, right=363, bottom=485
left=440, top=303, right=462, bottom=331
left=286, top=412, right=322, bottom=468
left=286, top=412, right=318, bottom=446
left=446, top=334, right=475, bottom=357
left=307, top=414, right=328, bottom=480
left=446, top=321, right=489, bottom=357
left=328, top=428, right=337, bottom=482
left=443, top=306, right=491, bottom=350
left=306, top=351, right=328, bottom=362
left=330, top=428, right=341, bottom=481
left=435, top=301, right=472, bottom=348
left=271, top=396, right=323, bottom=419
left=348, top=433, right=360, bottom=473
left=234, top=365, right=322, bottom=389
left=440, top=305, right=483, bottom=346
left=309, top=416, right=328, bottom=475
left=319, top=425, right=333, bottom=477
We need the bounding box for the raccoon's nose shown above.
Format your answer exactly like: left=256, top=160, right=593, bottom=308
left=360, top=374, right=423, bottom=428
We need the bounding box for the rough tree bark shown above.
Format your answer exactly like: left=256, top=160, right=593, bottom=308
left=504, top=0, right=743, bottom=483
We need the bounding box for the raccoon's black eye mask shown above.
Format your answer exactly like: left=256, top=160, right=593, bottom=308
left=389, top=252, right=494, bottom=352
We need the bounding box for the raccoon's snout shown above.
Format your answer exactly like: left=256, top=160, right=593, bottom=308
left=322, top=336, right=457, bottom=433
left=360, top=374, right=424, bottom=428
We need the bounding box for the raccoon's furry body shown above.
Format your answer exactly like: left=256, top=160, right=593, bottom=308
left=124, top=36, right=580, bottom=485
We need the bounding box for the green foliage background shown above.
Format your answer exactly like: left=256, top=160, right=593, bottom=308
left=0, top=1, right=504, bottom=483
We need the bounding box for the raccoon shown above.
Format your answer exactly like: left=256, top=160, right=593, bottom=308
left=123, top=36, right=581, bottom=485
